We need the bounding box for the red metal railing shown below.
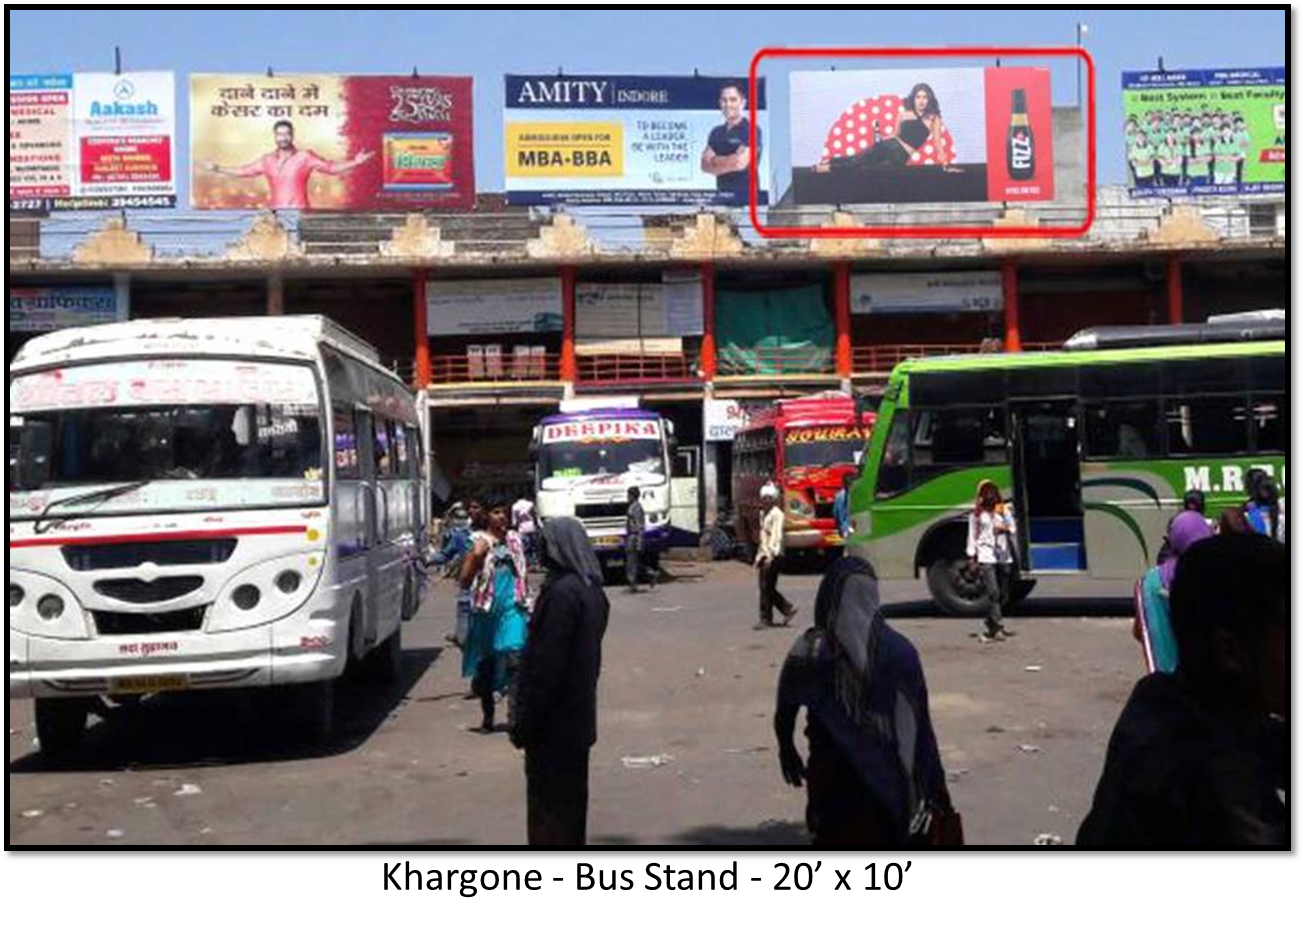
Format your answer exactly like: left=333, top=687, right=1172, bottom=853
left=576, top=353, right=698, bottom=385
left=851, top=342, right=1060, bottom=376
left=428, top=351, right=561, bottom=385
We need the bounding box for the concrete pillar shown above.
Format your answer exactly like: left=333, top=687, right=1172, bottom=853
left=560, top=265, right=577, bottom=383
left=1166, top=256, right=1184, bottom=325
left=413, top=269, right=431, bottom=389
left=266, top=273, right=284, bottom=316
left=113, top=273, right=131, bottom=322
left=700, top=261, right=717, bottom=381
left=1002, top=260, right=1022, bottom=352
left=834, top=261, right=853, bottom=378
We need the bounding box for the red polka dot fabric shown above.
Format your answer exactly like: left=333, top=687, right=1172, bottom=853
left=820, top=94, right=956, bottom=167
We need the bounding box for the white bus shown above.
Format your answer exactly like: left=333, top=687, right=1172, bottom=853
left=8, top=316, right=426, bottom=755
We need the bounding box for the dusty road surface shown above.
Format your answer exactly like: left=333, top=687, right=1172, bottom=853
left=8, top=561, right=1140, bottom=847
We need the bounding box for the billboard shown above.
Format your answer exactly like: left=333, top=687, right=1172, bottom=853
left=9, top=286, right=123, bottom=332
left=504, top=74, right=769, bottom=206
left=788, top=67, right=1054, bottom=206
left=190, top=74, right=474, bottom=210
left=1122, top=67, right=1285, bottom=198
left=8, top=72, right=176, bottom=212
left=851, top=271, right=1002, bottom=314
left=426, top=278, right=562, bottom=336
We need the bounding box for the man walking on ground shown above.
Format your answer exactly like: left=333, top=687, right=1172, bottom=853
left=625, top=486, right=647, bottom=593
left=756, top=483, right=797, bottom=629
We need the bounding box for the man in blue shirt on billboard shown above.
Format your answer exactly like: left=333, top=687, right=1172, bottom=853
left=701, top=82, right=761, bottom=203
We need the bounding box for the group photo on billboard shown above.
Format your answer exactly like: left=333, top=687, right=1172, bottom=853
left=8, top=71, right=177, bottom=211
left=190, top=73, right=474, bottom=210
left=503, top=73, right=769, bottom=207
left=1123, top=67, right=1284, bottom=198
left=788, top=66, right=1055, bottom=207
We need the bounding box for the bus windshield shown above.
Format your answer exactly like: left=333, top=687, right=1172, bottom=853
left=783, top=426, right=870, bottom=472
left=539, top=439, right=665, bottom=485
left=9, top=360, right=325, bottom=517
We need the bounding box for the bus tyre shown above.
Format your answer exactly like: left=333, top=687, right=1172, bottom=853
left=926, top=556, right=992, bottom=617
left=35, top=698, right=91, bottom=763
left=285, top=679, right=335, bottom=746
left=363, top=625, right=403, bottom=687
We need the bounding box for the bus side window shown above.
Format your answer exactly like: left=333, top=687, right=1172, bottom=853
left=875, top=414, right=911, bottom=499
left=1250, top=394, right=1285, bottom=453
left=1084, top=400, right=1161, bottom=460
left=1165, top=396, right=1250, bottom=456
left=332, top=406, right=361, bottom=478
left=910, top=407, right=1007, bottom=485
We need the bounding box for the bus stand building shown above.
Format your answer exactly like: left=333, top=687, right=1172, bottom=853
left=8, top=188, right=1286, bottom=535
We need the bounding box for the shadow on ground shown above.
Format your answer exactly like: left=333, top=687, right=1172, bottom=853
left=882, top=597, right=1133, bottom=620
left=673, top=819, right=809, bottom=846
left=8, top=647, right=441, bottom=774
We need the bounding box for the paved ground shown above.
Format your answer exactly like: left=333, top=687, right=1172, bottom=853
left=7, top=561, right=1141, bottom=847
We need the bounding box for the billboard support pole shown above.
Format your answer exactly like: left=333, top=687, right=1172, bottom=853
left=114, top=46, right=122, bottom=75
left=413, top=268, right=431, bottom=389
left=1001, top=260, right=1022, bottom=352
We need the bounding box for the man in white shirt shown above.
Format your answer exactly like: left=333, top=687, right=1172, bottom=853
left=967, top=479, right=1017, bottom=641
left=755, top=483, right=797, bottom=629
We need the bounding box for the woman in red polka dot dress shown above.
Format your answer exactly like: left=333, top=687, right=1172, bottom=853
left=814, top=83, right=960, bottom=173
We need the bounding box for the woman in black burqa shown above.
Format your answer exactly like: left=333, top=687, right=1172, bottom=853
left=511, top=517, right=610, bottom=846
left=774, top=556, right=957, bottom=846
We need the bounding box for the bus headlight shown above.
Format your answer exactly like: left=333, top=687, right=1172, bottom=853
left=36, top=594, right=65, bottom=621
left=232, top=585, right=261, bottom=611
left=9, top=584, right=24, bottom=609
left=209, top=552, right=324, bottom=632
left=275, top=570, right=302, bottom=594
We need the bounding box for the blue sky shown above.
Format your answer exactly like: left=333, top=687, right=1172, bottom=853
left=8, top=7, right=1287, bottom=197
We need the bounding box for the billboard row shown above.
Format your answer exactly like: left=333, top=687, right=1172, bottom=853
left=1123, top=67, right=1285, bottom=198
left=8, top=72, right=177, bottom=212
left=190, top=74, right=474, bottom=210
left=788, top=67, right=1055, bottom=206
left=504, top=74, right=769, bottom=207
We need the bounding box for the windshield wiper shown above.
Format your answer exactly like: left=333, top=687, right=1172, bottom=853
left=33, top=480, right=153, bottom=534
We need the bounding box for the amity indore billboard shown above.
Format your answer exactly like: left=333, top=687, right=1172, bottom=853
left=788, top=66, right=1054, bottom=206
left=8, top=71, right=177, bottom=211
left=504, top=74, right=769, bottom=207
left=190, top=74, right=474, bottom=210
left=1123, top=66, right=1285, bottom=198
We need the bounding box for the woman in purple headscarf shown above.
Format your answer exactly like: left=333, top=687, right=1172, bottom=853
left=1132, top=510, right=1213, bottom=673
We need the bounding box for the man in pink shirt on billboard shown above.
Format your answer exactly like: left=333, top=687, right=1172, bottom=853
left=202, top=119, right=375, bottom=209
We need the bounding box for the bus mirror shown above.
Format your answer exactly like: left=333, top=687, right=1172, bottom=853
left=12, top=420, right=53, bottom=491
left=854, top=393, right=877, bottom=419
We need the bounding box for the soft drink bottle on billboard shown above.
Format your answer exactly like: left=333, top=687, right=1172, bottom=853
left=1007, top=89, right=1035, bottom=180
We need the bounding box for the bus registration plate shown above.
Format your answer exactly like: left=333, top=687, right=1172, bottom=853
left=592, top=535, right=622, bottom=549
left=110, top=674, right=189, bottom=695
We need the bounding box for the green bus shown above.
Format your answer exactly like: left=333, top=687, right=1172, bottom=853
left=847, top=328, right=1286, bottom=614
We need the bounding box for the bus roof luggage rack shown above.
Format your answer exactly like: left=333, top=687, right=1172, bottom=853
left=1064, top=315, right=1285, bottom=351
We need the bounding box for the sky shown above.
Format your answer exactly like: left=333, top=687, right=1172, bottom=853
left=8, top=7, right=1288, bottom=200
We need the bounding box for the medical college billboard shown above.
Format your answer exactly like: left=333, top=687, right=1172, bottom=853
left=504, top=74, right=769, bottom=206
left=1123, top=67, right=1284, bottom=198
left=190, top=74, right=474, bottom=210
left=8, top=71, right=177, bottom=211
left=788, top=66, right=1054, bottom=206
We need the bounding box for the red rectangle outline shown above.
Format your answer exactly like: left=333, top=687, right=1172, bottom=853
left=748, top=46, right=1096, bottom=239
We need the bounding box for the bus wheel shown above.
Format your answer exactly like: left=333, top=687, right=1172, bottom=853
left=363, top=625, right=403, bottom=687
left=35, top=698, right=91, bottom=763
left=925, top=556, right=991, bottom=616
left=284, top=679, right=335, bottom=747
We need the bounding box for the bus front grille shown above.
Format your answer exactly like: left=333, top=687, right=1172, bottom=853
left=94, top=576, right=204, bottom=604
left=91, top=607, right=207, bottom=636
left=64, top=539, right=237, bottom=572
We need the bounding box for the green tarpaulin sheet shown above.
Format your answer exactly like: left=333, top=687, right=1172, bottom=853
left=716, top=285, right=834, bottom=375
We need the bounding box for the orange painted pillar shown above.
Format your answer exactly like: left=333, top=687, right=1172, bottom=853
left=700, top=261, right=717, bottom=381
left=412, top=269, right=430, bottom=389
left=1166, top=256, right=1184, bottom=325
left=833, top=261, right=853, bottom=377
left=1002, top=259, right=1022, bottom=352
left=560, top=266, right=577, bottom=383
